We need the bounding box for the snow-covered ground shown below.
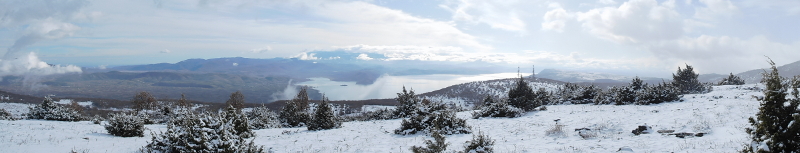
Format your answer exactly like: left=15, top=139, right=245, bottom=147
left=0, top=85, right=762, bottom=152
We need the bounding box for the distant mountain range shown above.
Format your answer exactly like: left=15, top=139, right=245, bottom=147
left=535, top=60, right=800, bottom=85
left=536, top=69, right=664, bottom=84
left=104, top=57, right=507, bottom=85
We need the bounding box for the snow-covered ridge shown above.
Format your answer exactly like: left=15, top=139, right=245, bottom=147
left=419, top=77, right=562, bottom=108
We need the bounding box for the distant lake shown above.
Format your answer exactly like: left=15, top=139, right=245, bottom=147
left=297, top=73, right=531, bottom=100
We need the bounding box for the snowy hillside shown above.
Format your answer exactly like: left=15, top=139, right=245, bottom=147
left=1, top=84, right=763, bottom=152
left=419, top=77, right=563, bottom=108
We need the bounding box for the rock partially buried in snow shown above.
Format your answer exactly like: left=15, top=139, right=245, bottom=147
left=631, top=125, right=651, bottom=135
left=618, top=146, right=634, bottom=152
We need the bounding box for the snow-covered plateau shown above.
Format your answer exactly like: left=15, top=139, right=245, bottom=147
left=1, top=84, right=763, bottom=152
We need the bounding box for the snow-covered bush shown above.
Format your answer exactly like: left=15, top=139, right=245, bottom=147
left=635, top=82, right=681, bottom=105
left=344, top=108, right=396, bottom=121
left=395, top=101, right=471, bottom=135
left=307, top=97, right=342, bottom=131
left=142, top=111, right=264, bottom=153
left=0, top=108, right=14, bottom=120
left=545, top=123, right=566, bottom=137
left=718, top=73, right=746, bottom=85
left=612, top=86, right=637, bottom=105
left=27, top=97, right=82, bottom=121
left=247, top=105, right=281, bottom=129
left=91, top=115, right=104, bottom=124
left=395, top=86, right=421, bottom=118
left=410, top=128, right=449, bottom=153
left=105, top=112, right=145, bottom=137
left=463, top=131, right=495, bottom=153
left=472, top=98, right=523, bottom=119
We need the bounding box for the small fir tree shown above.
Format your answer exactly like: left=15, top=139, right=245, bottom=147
left=533, top=88, right=552, bottom=106
left=672, top=64, right=709, bottom=94
left=743, top=59, right=800, bottom=152
left=132, top=91, right=157, bottom=111
left=279, top=88, right=311, bottom=127
left=508, top=76, right=537, bottom=111
left=176, top=93, right=192, bottom=108
left=631, top=76, right=645, bottom=91
left=395, top=86, right=421, bottom=118
left=222, top=105, right=253, bottom=138
left=225, top=91, right=245, bottom=111
left=308, top=96, right=342, bottom=131
left=718, top=73, right=746, bottom=85
left=294, top=87, right=311, bottom=111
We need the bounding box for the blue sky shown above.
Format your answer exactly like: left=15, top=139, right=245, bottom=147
left=1, top=0, right=799, bottom=77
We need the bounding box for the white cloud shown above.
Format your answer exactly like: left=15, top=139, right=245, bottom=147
left=599, top=0, right=618, bottom=5
left=576, top=0, right=684, bottom=44
left=542, top=7, right=571, bottom=32
left=694, top=0, right=738, bottom=20
left=0, top=52, right=81, bottom=78
left=646, top=35, right=800, bottom=73
left=250, top=46, right=271, bottom=53
left=0, top=0, right=85, bottom=83
left=293, top=52, right=319, bottom=60
left=160, top=49, right=171, bottom=53
left=356, top=54, right=373, bottom=60
left=441, top=0, right=527, bottom=32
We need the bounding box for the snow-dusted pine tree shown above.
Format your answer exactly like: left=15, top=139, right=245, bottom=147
left=508, top=76, right=536, bottom=111
left=27, top=96, right=82, bottom=121
left=718, top=73, right=746, bottom=85
left=533, top=88, right=552, bottom=106
left=743, top=59, right=800, bottom=153
left=222, top=105, right=254, bottom=138
left=631, top=76, right=645, bottom=91
left=225, top=91, right=245, bottom=111
left=672, top=64, right=711, bottom=94
left=247, top=105, right=281, bottom=129
left=176, top=93, right=192, bottom=108
left=105, top=112, right=145, bottom=137
left=308, top=96, right=342, bottom=131
left=395, top=86, right=421, bottom=118
left=132, top=91, right=157, bottom=111
left=280, top=88, right=311, bottom=127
